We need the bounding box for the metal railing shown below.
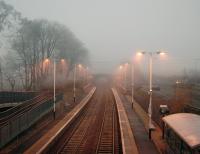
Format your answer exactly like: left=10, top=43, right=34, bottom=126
left=0, top=93, right=63, bottom=149
left=184, top=105, right=200, bottom=115
left=0, top=91, right=37, bottom=104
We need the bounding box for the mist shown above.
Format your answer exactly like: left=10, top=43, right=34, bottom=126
left=1, top=2, right=200, bottom=152
left=3, top=0, right=200, bottom=73
left=2, top=0, right=200, bottom=75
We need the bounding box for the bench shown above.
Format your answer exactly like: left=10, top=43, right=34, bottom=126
left=148, top=123, right=156, bottom=140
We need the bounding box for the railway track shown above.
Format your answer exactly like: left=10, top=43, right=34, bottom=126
left=0, top=91, right=63, bottom=149
left=0, top=92, right=58, bottom=124
left=96, top=101, right=120, bottom=153
left=48, top=86, right=122, bottom=154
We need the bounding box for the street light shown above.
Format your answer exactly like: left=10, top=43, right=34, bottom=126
left=118, top=65, right=124, bottom=87
left=137, top=50, right=167, bottom=125
left=73, top=64, right=77, bottom=102
left=61, top=58, right=65, bottom=62
left=131, top=58, right=135, bottom=107
left=46, top=55, right=65, bottom=120
left=78, top=64, right=84, bottom=82
left=44, top=58, right=50, bottom=75
left=124, top=63, right=129, bottom=89
left=137, top=51, right=146, bottom=56
left=53, top=54, right=56, bottom=120
left=118, top=63, right=129, bottom=90
left=78, top=64, right=82, bottom=68
left=85, top=67, right=89, bottom=84
left=73, top=63, right=84, bottom=102
left=44, top=58, right=50, bottom=63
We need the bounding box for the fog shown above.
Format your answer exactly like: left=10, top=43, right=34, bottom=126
left=4, top=0, right=200, bottom=75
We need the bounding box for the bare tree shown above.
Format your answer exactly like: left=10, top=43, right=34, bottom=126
left=10, top=19, right=89, bottom=90
left=1, top=1, right=89, bottom=91
left=0, top=1, right=21, bottom=32
left=2, top=52, right=19, bottom=91
left=5, top=73, right=16, bottom=91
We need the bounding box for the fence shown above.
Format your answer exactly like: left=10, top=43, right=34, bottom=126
left=0, top=91, right=37, bottom=104
left=0, top=93, right=63, bottom=148
left=184, top=105, right=200, bottom=115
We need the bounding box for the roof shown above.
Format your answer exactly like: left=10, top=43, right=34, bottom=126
left=162, top=113, right=200, bottom=149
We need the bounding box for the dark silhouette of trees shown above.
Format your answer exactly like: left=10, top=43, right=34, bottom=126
left=0, top=1, right=89, bottom=91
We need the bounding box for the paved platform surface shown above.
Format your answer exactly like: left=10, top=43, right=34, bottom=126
left=118, top=92, right=159, bottom=154
left=112, top=88, right=139, bottom=154
left=126, top=95, right=173, bottom=154
left=126, top=96, right=171, bottom=154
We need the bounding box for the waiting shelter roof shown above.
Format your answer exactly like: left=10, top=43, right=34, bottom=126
left=163, top=113, right=200, bottom=149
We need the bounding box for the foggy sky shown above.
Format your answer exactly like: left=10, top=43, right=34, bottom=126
left=5, top=0, right=200, bottom=75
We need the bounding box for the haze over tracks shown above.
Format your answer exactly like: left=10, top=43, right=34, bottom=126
left=49, top=77, right=122, bottom=154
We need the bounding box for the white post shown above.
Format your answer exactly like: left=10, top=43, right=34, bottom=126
left=53, top=55, right=56, bottom=119
left=148, top=53, right=153, bottom=125
left=73, top=64, right=76, bottom=102
left=120, top=67, right=123, bottom=87
left=86, top=67, right=89, bottom=84
left=131, top=60, right=134, bottom=105
left=84, top=67, right=87, bottom=84
left=124, top=66, right=127, bottom=89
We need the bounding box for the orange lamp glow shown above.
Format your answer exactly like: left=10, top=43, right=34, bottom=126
left=44, top=58, right=49, bottom=63
left=137, top=52, right=143, bottom=56
left=159, top=52, right=166, bottom=55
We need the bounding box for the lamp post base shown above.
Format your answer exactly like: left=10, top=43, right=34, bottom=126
left=131, top=102, right=134, bottom=109
left=53, top=111, right=56, bottom=120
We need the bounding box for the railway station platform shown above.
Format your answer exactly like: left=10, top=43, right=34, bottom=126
left=120, top=93, right=159, bottom=154
left=112, top=88, right=139, bottom=154
left=125, top=94, right=170, bottom=153
left=24, top=87, right=96, bottom=154
left=112, top=88, right=160, bottom=154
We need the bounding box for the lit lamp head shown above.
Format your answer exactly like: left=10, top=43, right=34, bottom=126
left=78, top=64, right=82, bottom=68
left=137, top=51, right=146, bottom=56
left=44, top=58, right=49, bottom=63
left=156, top=51, right=167, bottom=56
left=61, top=59, right=65, bottom=63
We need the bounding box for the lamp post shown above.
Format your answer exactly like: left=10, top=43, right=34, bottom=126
left=45, top=55, right=64, bottom=120
left=149, top=52, right=153, bottom=124
left=121, top=63, right=129, bottom=90
left=131, top=60, right=134, bottom=108
left=53, top=53, right=64, bottom=119
left=85, top=67, right=89, bottom=84
left=119, top=65, right=123, bottom=87
left=44, top=57, right=56, bottom=120
left=53, top=55, right=56, bottom=119
left=73, top=64, right=77, bottom=102
left=137, top=51, right=166, bottom=125
left=73, top=64, right=85, bottom=102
